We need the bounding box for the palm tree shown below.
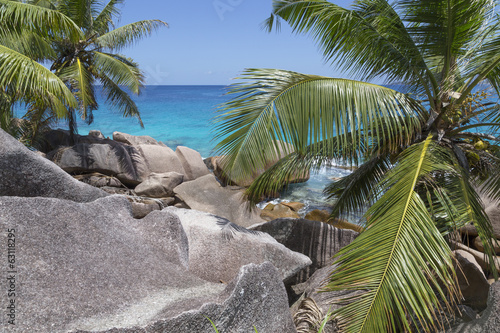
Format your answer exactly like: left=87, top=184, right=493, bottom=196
left=0, top=0, right=167, bottom=144
left=44, top=0, right=167, bottom=139
left=0, top=0, right=81, bottom=141
left=213, top=0, right=500, bottom=332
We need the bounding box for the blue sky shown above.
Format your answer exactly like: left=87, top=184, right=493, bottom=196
left=117, top=0, right=354, bottom=85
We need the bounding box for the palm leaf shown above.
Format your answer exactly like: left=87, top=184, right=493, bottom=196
left=96, top=19, right=168, bottom=51
left=57, top=57, right=96, bottom=119
left=93, top=0, right=124, bottom=35
left=0, top=44, right=77, bottom=109
left=326, top=154, right=391, bottom=220
left=0, top=29, right=56, bottom=62
left=0, top=0, right=82, bottom=41
left=214, top=68, right=424, bottom=185
left=93, top=51, right=143, bottom=94
left=99, top=73, right=144, bottom=127
left=265, top=0, right=437, bottom=100
left=56, top=0, right=94, bottom=31
left=327, top=136, right=460, bottom=333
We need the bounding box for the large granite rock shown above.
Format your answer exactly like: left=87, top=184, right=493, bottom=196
left=174, top=174, right=265, bottom=227
left=0, top=196, right=297, bottom=333
left=166, top=207, right=312, bottom=284
left=446, top=282, right=500, bottom=333
left=454, top=250, right=490, bottom=310
left=134, top=172, right=184, bottom=198
left=483, top=195, right=500, bottom=240
left=252, top=218, right=359, bottom=284
left=260, top=203, right=300, bottom=221
left=0, top=128, right=107, bottom=202
left=113, top=131, right=163, bottom=146
left=452, top=241, right=500, bottom=273
left=114, top=263, right=298, bottom=333
left=138, top=144, right=185, bottom=175
left=47, top=140, right=149, bottom=186
left=175, top=146, right=210, bottom=181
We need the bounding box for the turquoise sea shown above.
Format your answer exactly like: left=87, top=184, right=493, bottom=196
left=71, top=85, right=354, bottom=215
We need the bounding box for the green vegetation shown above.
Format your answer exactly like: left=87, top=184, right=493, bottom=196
left=0, top=0, right=167, bottom=145
left=214, top=0, right=500, bottom=332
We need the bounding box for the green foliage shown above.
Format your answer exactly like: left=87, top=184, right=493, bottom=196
left=214, top=1, right=500, bottom=332
left=0, top=0, right=167, bottom=142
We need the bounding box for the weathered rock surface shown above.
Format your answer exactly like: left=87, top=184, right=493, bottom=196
left=0, top=196, right=297, bottom=333
left=76, top=262, right=297, bottom=333
left=48, top=141, right=149, bottom=186
left=134, top=172, right=184, bottom=198
left=167, top=207, right=312, bottom=284
left=445, top=282, right=500, bottom=333
left=73, top=172, right=123, bottom=188
left=175, top=145, right=210, bottom=181
left=261, top=203, right=300, bottom=221
left=474, top=236, right=500, bottom=254
left=483, top=195, right=500, bottom=240
left=281, top=201, right=306, bottom=212
left=0, top=196, right=197, bottom=332
left=138, top=144, right=185, bottom=175
left=304, top=209, right=331, bottom=222
left=452, top=241, right=500, bottom=273
left=0, top=128, right=107, bottom=202
left=113, top=131, right=162, bottom=146
left=454, top=250, right=490, bottom=310
left=131, top=202, right=161, bottom=219
left=252, top=218, right=358, bottom=284
left=174, top=174, right=264, bottom=227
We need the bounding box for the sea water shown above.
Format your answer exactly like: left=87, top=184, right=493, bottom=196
left=72, top=85, right=354, bottom=218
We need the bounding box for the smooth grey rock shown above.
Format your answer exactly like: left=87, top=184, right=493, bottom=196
left=252, top=218, right=358, bottom=284
left=174, top=174, right=264, bottom=227
left=0, top=128, right=107, bottom=202
left=74, top=262, right=297, bottom=333
left=131, top=202, right=161, bottom=218
left=483, top=195, right=500, bottom=240
left=445, top=282, right=500, bottom=333
left=135, top=172, right=184, bottom=198
left=138, top=144, right=185, bottom=176
left=113, top=131, right=161, bottom=146
left=166, top=207, right=312, bottom=284
left=175, top=145, right=210, bottom=181
left=0, top=196, right=208, bottom=333
left=88, top=130, right=105, bottom=139
left=454, top=250, right=490, bottom=310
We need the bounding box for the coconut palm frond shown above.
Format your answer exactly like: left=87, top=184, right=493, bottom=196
left=214, top=68, right=424, bottom=185
left=326, top=154, right=391, bottom=220
left=0, top=45, right=77, bottom=109
left=93, top=0, right=124, bottom=35
left=99, top=73, right=143, bottom=126
left=58, top=57, right=96, bottom=120
left=327, top=136, right=460, bottom=333
left=0, top=0, right=82, bottom=41
left=93, top=51, right=143, bottom=94
left=96, top=19, right=168, bottom=51
left=265, top=0, right=436, bottom=97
